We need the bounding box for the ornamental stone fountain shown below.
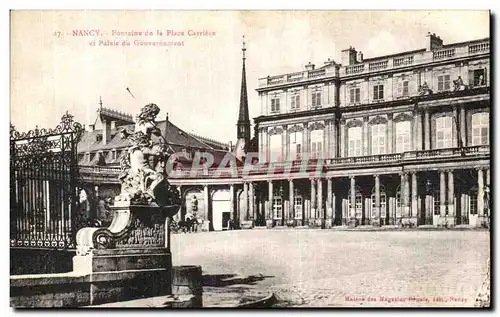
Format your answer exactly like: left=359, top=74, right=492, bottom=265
left=73, top=103, right=184, bottom=305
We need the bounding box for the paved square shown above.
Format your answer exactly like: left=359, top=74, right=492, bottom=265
left=171, top=229, right=490, bottom=307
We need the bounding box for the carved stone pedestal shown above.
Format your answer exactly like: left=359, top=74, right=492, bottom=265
left=240, top=220, right=254, bottom=229
left=371, top=218, right=381, bottom=227
left=324, top=218, right=333, bottom=229
left=74, top=202, right=183, bottom=306
left=266, top=219, right=274, bottom=229
left=400, top=217, right=418, bottom=228
left=348, top=218, right=357, bottom=228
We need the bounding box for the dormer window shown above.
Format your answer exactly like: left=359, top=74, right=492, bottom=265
left=96, top=134, right=103, bottom=142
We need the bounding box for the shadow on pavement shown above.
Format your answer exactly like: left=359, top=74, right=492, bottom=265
left=203, top=273, right=274, bottom=287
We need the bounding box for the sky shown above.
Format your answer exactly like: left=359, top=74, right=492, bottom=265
left=10, top=10, right=490, bottom=144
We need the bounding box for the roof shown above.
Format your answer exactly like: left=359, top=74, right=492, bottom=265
left=78, top=119, right=217, bottom=153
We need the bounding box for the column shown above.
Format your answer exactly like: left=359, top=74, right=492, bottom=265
left=477, top=169, right=484, bottom=218
left=249, top=182, right=254, bottom=221
left=460, top=105, right=466, bottom=147
left=416, top=111, right=423, bottom=151
left=387, top=114, right=394, bottom=153
left=448, top=170, right=455, bottom=222
left=424, top=110, right=430, bottom=150
left=363, top=117, right=369, bottom=156
left=340, top=122, right=345, bottom=157
left=453, top=107, right=459, bottom=148
left=350, top=176, right=356, bottom=222
left=243, top=182, right=249, bottom=221
left=398, top=173, right=405, bottom=222
left=374, top=174, right=381, bottom=226
left=331, top=121, right=337, bottom=158
left=411, top=172, right=418, bottom=221
left=310, top=178, right=316, bottom=221
left=289, top=179, right=294, bottom=220
left=404, top=173, right=410, bottom=218
left=282, top=126, right=287, bottom=161
left=267, top=180, right=273, bottom=225
left=440, top=171, right=446, bottom=217
left=176, top=185, right=182, bottom=221
left=317, top=178, right=323, bottom=220
left=229, top=184, right=235, bottom=220
left=203, top=185, right=209, bottom=229
left=412, top=112, right=417, bottom=151
left=326, top=178, right=333, bottom=220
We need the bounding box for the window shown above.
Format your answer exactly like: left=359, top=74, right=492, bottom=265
left=470, top=192, right=478, bottom=215
left=472, top=112, right=489, bottom=145
left=294, top=195, right=303, bottom=219
left=349, top=87, right=361, bottom=104
left=273, top=197, right=283, bottom=219
left=371, top=124, right=386, bottom=155
left=290, top=95, right=300, bottom=111
left=289, top=131, right=303, bottom=160
left=269, top=134, right=282, bottom=162
left=373, top=84, right=384, bottom=101
left=348, top=188, right=363, bottom=219
left=371, top=191, right=387, bottom=218
left=435, top=116, right=453, bottom=149
left=469, top=68, right=487, bottom=87
left=396, top=189, right=403, bottom=218
left=111, top=150, right=117, bottom=160
left=310, top=129, right=324, bottom=159
left=433, top=191, right=440, bottom=216
left=270, top=98, right=280, bottom=113
left=395, top=121, right=411, bottom=153
left=398, top=80, right=409, bottom=97
left=311, top=92, right=322, bottom=108
left=437, top=75, right=451, bottom=91
left=348, top=126, right=363, bottom=157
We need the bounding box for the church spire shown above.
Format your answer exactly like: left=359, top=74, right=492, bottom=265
left=237, top=35, right=250, bottom=141
left=234, top=35, right=251, bottom=160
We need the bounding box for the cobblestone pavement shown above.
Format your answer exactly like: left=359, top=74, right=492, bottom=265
left=171, top=229, right=490, bottom=307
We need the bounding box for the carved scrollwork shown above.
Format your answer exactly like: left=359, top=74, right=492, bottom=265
left=268, top=126, right=283, bottom=135
left=369, top=116, right=388, bottom=125
left=288, top=124, right=304, bottom=133
left=345, top=118, right=364, bottom=128
left=393, top=112, right=413, bottom=123
left=308, top=121, right=325, bottom=131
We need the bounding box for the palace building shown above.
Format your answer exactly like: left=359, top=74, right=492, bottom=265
left=80, top=32, right=490, bottom=231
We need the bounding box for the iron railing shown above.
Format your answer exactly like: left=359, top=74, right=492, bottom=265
left=10, top=112, right=83, bottom=249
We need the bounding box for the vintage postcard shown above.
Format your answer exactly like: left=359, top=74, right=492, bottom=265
left=9, top=10, right=490, bottom=308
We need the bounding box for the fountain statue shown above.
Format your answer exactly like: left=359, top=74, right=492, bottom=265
left=73, top=104, right=182, bottom=306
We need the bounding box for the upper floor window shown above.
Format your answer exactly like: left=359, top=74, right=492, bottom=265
left=437, top=75, right=451, bottom=92
left=471, top=112, right=489, bottom=146
left=269, top=133, right=282, bottom=162
left=371, top=124, right=386, bottom=155
left=469, top=68, right=487, bottom=87
left=395, top=121, right=411, bottom=153
left=290, top=94, right=300, bottom=111
left=348, top=126, right=363, bottom=157
left=349, top=87, right=360, bottom=104
left=398, top=80, right=409, bottom=97
left=289, top=131, right=303, bottom=160
left=310, top=129, right=323, bottom=159
left=373, top=84, right=384, bottom=101
left=311, top=92, right=322, bottom=108
left=270, top=98, right=280, bottom=113
left=435, top=116, right=453, bottom=149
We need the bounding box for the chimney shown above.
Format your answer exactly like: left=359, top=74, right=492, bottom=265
left=324, top=58, right=335, bottom=66
left=341, top=46, right=358, bottom=66
left=228, top=140, right=233, bottom=152
left=110, top=121, right=116, bottom=130
left=102, top=119, right=111, bottom=145
left=305, top=62, right=315, bottom=71
left=357, top=51, right=364, bottom=63
left=426, top=32, right=443, bottom=51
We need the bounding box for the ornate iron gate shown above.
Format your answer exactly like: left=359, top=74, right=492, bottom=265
left=10, top=112, right=83, bottom=249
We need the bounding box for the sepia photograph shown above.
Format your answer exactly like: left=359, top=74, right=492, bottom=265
left=9, top=9, right=491, bottom=308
